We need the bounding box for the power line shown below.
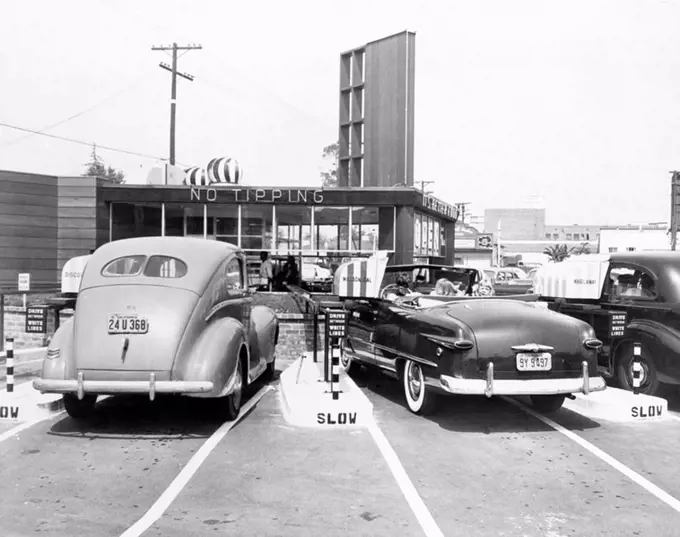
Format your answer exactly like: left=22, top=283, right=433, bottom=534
left=0, top=72, right=152, bottom=151
left=152, top=43, right=202, bottom=165
left=0, top=121, right=186, bottom=164
left=100, top=1, right=335, bottom=130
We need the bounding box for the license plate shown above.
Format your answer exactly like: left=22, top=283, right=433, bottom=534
left=108, top=314, right=149, bottom=335
left=516, top=352, right=552, bottom=371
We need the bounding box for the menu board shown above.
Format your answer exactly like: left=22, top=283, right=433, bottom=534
left=414, top=214, right=422, bottom=255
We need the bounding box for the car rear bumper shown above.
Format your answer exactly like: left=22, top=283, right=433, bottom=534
left=33, top=372, right=214, bottom=401
left=439, top=360, right=606, bottom=397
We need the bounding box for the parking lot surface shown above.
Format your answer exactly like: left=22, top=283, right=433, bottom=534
left=1, top=364, right=679, bottom=536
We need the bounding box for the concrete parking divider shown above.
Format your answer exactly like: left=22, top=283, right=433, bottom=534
left=279, top=352, right=374, bottom=428
left=563, top=386, right=669, bottom=422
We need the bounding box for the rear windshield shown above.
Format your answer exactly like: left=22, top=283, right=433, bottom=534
left=101, top=255, right=188, bottom=279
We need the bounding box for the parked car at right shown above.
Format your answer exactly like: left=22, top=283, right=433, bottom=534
left=533, top=252, right=680, bottom=396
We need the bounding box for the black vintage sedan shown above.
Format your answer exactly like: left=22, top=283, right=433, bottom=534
left=335, top=259, right=606, bottom=415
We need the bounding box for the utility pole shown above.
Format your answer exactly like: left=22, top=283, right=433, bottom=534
left=455, top=202, right=471, bottom=224
left=417, top=180, right=434, bottom=193
left=151, top=42, right=202, bottom=165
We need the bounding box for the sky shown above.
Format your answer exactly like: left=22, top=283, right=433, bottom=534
left=1, top=0, right=679, bottom=226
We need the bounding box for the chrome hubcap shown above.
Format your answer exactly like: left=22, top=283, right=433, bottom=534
left=407, top=363, right=422, bottom=400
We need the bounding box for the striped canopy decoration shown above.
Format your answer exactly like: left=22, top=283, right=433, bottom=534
left=184, top=167, right=208, bottom=186
left=206, top=157, right=242, bottom=184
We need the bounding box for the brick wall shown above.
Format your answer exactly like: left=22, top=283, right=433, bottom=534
left=2, top=307, right=73, bottom=349
left=1, top=295, right=334, bottom=360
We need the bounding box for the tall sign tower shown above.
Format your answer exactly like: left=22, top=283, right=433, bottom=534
left=337, top=31, right=416, bottom=188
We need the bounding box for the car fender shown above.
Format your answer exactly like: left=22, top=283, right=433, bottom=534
left=249, top=305, right=279, bottom=366
left=174, top=316, right=247, bottom=398
left=40, top=317, right=75, bottom=381
left=615, top=319, right=680, bottom=375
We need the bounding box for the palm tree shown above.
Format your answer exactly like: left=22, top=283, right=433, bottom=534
left=543, top=243, right=574, bottom=263
left=571, top=242, right=591, bottom=256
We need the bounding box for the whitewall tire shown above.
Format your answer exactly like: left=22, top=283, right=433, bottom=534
left=403, top=359, right=437, bottom=415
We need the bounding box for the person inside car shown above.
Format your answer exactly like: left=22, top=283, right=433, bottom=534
left=430, top=278, right=457, bottom=296
left=385, top=273, right=420, bottom=302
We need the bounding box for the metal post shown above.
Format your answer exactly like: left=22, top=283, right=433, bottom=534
left=323, top=309, right=330, bottom=382
left=0, top=294, right=4, bottom=353
left=5, top=337, right=14, bottom=393
left=313, top=304, right=319, bottom=363
left=331, top=341, right=340, bottom=400
left=632, top=343, right=642, bottom=395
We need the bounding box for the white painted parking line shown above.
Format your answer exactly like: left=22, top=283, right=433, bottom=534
left=367, top=421, right=445, bottom=537
left=505, top=397, right=680, bottom=515
left=120, top=385, right=273, bottom=537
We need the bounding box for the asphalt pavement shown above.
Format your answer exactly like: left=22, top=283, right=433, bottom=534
left=1, top=361, right=679, bottom=536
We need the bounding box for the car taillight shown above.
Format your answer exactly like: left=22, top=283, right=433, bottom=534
left=453, top=339, right=474, bottom=351
left=584, top=338, right=602, bottom=350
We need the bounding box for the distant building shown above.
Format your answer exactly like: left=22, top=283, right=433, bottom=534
left=484, top=208, right=545, bottom=240
left=598, top=225, right=670, bottom=252
left=544, top=225, right=601, bottom=243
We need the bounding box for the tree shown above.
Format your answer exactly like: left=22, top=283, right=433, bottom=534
left=82, top=144, right=125, bottom=183
left=571, top=242, right=591, bottom=256
left=543, top=244, right=574, bottom=263
left=320, top=142, right=339, bottom=188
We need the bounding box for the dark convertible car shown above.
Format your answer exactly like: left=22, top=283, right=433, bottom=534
left=333, top=255, right=606, bottom=415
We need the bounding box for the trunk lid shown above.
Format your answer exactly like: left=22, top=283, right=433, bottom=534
left=445, top=299, right=586, bottom=378
left=74, top=285, right=199, bottom=372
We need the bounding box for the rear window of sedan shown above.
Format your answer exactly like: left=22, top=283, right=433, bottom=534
left=101, top=255, right=188, bottom=279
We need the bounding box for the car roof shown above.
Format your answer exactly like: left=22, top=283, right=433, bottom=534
left=609, top=251, right=680, bottom=273
left=387, top=264, right=476, bottom=272
left=81, top=237, right=240, bottom=292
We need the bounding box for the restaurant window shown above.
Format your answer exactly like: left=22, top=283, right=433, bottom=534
left=545, top=233, right=552, bottom=239
left=314, top=206, right=349, bottom=251
left=421, top=215, right=430, bottom=254
left=210, top=204, right=239, bottom=246
left=111, top=202, right=162, bottom=240
left=552, top=233, right=559, bottom=240
left=586, top=233, right=590, bottom=240
left=432, top=219, right=441, bottom=257
left=185, top=205, right=214, bottom=237
left=414, top=214, right=422, bottom=256
left=351, top=206, right=379, bottom=252
left=566, top=233, right=573, bottom=240
left=276, top=206, right=312, bottom=253
left=241, top=205, right=274, bottom=252
left=163, top=203, right=185, bottom=237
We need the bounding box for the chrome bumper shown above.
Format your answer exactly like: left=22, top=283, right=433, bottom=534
left=440, top=360, right=606, bottom=397
left=33, top=372, right=214, bottom=401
